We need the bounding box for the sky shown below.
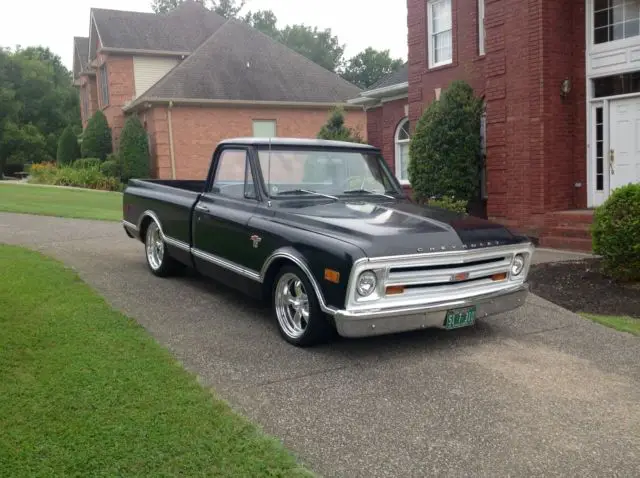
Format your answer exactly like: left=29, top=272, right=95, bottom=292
left=0, top=0, right=408, bottom=71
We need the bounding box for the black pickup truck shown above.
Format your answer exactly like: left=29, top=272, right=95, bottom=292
left=122, top=137, right=534, bottom=347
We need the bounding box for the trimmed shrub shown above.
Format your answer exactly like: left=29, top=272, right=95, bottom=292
left=317, top=107, right=363, bottom=143
left=100, top=159, right=120, bottom=178
left=81, top=110, right=112, bottom=160
left=592, top=183, right=640, bottom=282
left=56, top=126, right=80, bottom=165
left=28, top=163, right=121, bottom=191
left=427, top=196, right=468, bottom=214
left=73, top=158, right=101, bottom=169
left=408, top=80, right=483, bottom=204
left=119, top=116, right=150, bottom=182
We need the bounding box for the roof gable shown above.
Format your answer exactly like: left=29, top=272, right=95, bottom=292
left=89, top=1, right=226, bottom=57
left=129, top=19, right=362, bottom=106
left=73, top=36, right=89, bottom=79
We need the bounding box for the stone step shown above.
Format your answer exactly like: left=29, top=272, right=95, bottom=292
left=538, top=236, right=593, bottom=253
left=542, top=226, right=592, bottom=239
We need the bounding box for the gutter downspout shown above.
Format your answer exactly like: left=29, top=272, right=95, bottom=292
left=167, top=100, right=176, bottom=180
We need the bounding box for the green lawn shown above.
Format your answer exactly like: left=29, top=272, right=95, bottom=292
left=581, top=313, right=640, bottom=337
left=0, top=183, right=122, bottom=221
left=0, top=245, right=312, bottom=477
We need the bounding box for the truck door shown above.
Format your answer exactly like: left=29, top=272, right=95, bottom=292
left=191, top=147, right=260, bottom=281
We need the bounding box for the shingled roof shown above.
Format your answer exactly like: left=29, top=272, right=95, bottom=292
left=89, top=1, right=226, bottom=57
left=73, top=36, right=89, bottom=79
left=125, top=18, right=362, bottom=109
left=364, top=63, right=408, bottom=92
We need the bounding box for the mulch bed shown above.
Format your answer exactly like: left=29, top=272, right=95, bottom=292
left=528, top=258, right=640, bottom=318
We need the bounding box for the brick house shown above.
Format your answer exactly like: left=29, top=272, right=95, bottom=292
left=72, top=1, right=364, bottom=179
left=350, top=0, right=640, bottom=251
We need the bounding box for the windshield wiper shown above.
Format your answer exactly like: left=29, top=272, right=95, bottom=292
left=342, top=189, right=395, bottom=199
left=276, top=189, right=339, bottom=200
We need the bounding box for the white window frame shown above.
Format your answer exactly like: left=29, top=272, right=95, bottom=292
left=478, top=0, right=486, bottom=56
left=252, top=119, right=277, bottom=137
left=427, top=0, right=453, bottom=69
left=395, top=118, right=411, bottom=185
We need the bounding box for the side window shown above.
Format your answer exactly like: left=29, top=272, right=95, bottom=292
left=211, top=149, right=256, bottom=200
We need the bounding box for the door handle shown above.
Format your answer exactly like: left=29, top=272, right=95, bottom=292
left=195, top=204, right=210, bottom=213
left=609, top=149, right=615, bottom=175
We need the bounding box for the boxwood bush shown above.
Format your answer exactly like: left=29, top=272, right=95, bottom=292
left=81, top=110, right=112, bottom=160
left=427, top=196, right=468, bottom=214
left=56, top=126, right=80, bottom=166
left=119, top=116, right=150, bottom=182
left=408, top=80, right=483, bottom=204
left=100, top=159, right=120, bottom=178
left=592, top=183, right=640, bottom=282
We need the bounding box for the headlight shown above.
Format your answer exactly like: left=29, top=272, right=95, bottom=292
left=511, top=254, right=525, bottom=276
left=356, top=271, right=377, bottom=297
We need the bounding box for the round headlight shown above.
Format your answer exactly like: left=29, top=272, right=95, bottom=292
left=511, top=254, right=525, bottom=276
left=356, top=271, right=377, bottom=297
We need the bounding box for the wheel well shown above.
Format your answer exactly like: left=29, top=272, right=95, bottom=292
left=261, top=258, right=291, bottom=303
left=138, top=216, right=153, bottom=243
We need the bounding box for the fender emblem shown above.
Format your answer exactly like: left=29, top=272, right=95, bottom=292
left=250, top=234, right=262, bottom=248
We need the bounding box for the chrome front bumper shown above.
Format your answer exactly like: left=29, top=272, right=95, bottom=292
left=333, top=284, right=528, bottom=338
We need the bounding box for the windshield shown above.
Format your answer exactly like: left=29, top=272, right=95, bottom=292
left=256, top=149, right=401, bottom=198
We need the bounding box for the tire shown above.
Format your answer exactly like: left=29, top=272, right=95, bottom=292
left=272, top=264, right=335, bottom=347
left=144, top=220, right=181, bottom=277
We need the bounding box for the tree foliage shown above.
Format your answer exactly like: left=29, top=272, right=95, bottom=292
left=341, top=48, right=404, bottom=89
left=0, top=46, right=80, bottom=176
left=151, top=0, right=245, bottom=17
left=81, top=110, right=112, bottom=160
left=317, top=107, right=362, bottom=142
left=408, top=80, right=483, bottom=204
left=56, top=125, right=80, bottom=165
left=119, top=116, right=150, bottom=182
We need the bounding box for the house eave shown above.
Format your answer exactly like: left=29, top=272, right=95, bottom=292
left=123, top=97, right=365, bottom=112
left=361, top=82, right=409, bottom=99
left=98, top=47, right=192, bottom=57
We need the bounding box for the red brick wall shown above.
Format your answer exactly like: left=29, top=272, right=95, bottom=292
left=144, top=105, right=366, bottom=179
left=407, top=0, right=586, bottom=235
left=96, top=52, right=135, bottom=150
left=365, top=99, right=408, bottom=175
left=79, top=75, right=99, bottom=129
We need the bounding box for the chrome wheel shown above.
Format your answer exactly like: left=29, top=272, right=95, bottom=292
left=145, top=222, right=164, bottom=271
left=275, top=272, right=310, bottom=339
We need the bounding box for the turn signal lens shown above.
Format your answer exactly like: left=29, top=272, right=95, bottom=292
left=385, top=285, right=405, bottom=295
left=324, top=268, right=340, bottom=284
left=491, top=272, right=508, bottom=282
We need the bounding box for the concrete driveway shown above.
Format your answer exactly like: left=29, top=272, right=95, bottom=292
left=1, top=212, right=639, bottom=477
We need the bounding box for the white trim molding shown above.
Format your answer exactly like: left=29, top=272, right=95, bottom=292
left=427, top=0, right=453, bottom=69
left=395, top=118, right=411, bottom=185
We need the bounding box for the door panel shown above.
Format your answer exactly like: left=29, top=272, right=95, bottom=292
left=191, top=148, right=260, bottom=279
left=610, top=97, right=640, bottom=192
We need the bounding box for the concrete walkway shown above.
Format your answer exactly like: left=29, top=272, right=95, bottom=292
left=1, top=212, right=638, bottom=478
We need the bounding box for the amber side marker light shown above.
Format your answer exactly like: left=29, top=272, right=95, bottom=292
left=324, top=269, right=340, bottom=284
left=385, top=285, right=405, bottom=295
left=491, top=272, right=508, bottom=281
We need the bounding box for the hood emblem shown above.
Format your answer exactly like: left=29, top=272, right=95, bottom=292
left=452, top=272, right=470, bottom=282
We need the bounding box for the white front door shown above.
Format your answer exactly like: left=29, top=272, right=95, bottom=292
left=610, top=97, right=640, bottom=192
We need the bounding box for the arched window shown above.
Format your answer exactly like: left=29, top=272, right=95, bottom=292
left=395, top=118, right=411, bottom=184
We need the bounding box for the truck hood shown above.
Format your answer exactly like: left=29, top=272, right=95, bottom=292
left=275, top=199, right=526, bottom=257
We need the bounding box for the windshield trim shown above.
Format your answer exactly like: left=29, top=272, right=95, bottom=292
left=253, top=146, right=405, bottom=200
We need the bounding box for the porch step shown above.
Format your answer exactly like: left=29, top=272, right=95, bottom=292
left=542, top=225, right=592, bottom=239
left=545, top=210, right=595, bottom=227
left=538, top=236, right=594, bottom=253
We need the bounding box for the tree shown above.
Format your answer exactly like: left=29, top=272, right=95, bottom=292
left=151, top=0, right=245, bottom=18
left=81, top=110, right=112, bottom=160
left=56, top=125, right=80, bottom=165
left=341, top=48, right=404, bottom=89
left=0, top=122, right=50, bottom=167
left=119, top=116, right=150, bottom=182
left=242, top=10, right=279, bottom=38
left=408, top=80, right=483, bottom=204
left=0, top=46, right=79, bottom=175
left=279, top=25, right=344, bottom=72
left=317, top=107, right=362, bottom=142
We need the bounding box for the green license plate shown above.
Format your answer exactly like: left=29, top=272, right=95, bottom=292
left=444, top=307, right=477, bottom=330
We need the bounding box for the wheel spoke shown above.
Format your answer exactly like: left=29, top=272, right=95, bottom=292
left=293, top=309, right=302, bottom=328
left=294, top=280, right=303, bottom=298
